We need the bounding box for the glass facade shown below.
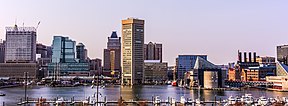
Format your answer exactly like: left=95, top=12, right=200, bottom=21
left=176, top=55, right=207, bottom=79
left=51, top=36, right=76, bottom=63
left=48, top=36, right=89, bottom=76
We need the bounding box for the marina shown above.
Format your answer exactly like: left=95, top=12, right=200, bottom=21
left=2, top=85, right=288, bottom=105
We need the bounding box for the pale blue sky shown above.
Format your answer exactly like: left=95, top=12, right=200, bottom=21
left=0, top=0, right=287, bottom=65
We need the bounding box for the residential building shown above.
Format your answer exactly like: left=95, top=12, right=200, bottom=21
left=144, top=42, right=162, bottom=62
left=176, top=55, right=207, bottom=79
left=122, top=18, right=145, bottom=85
left=5, top=25, right=36, bottom=63
left=103, top=31, right=121, bottom=77
left=144, top=60, right=168, bottom=83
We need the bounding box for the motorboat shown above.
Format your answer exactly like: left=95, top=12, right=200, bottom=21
left=0, top=93, right=6, bottom=96
left=153, top=96, right=161, bottom=104
left=257, top=96, right=268, bottom=106
left=55, top=97, right=65, bottom=106
left=187, top=98, right=194, bottom=104
left=171, top=81, right=177, bottom=86
left=227, top=96, right=236, bottom=105
left=241, top=94, right=254, bottom=105
left=171, top=98, right=176, bottom=106
left=180, top=96, right=186, bottom=105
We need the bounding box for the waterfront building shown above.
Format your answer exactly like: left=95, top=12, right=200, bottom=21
left=103, top=31, right=121, bottom=77
left=277, top=45, right=288, bottom=65
left=190, top=57, right=222, bottom=88
left=144, top=42, right=162, bottom=62
left=122, top=18, right=145, bottom=85
left=266, top=62, right=288, bottom=90
left=236, top=51, right=260, bottom=81
left=176, top=55, right=207, bottom=80
left=0, top=63, right=37, bottom=80
left=90, top=58, right=102, bottom=76
left=143, top=60, right=168, bottom=83
left=246, top=65, right=276, bottom=81
left=76, top=43, right=88, bottom=62
left=0, top=40, right=5, bottom=63
left=48, top=36, right=89, bottom=76
left=5, top=25, right=37, bottom=63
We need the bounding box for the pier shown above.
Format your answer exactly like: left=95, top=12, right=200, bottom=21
left=16, top=96, right=225, bottom=106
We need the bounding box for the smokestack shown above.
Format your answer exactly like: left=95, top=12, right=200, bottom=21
left=254, top=52, right=257, bottom=62
left=244, top=52, right=247, bottom=62
left=249, top=52, right=252, bottom=62
left=238, top=51, right=242, bottom=62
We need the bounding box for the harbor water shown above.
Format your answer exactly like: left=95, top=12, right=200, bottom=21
left=0, top=85, right=288, bottom=105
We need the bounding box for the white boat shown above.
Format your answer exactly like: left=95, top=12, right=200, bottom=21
left=187, top=98, right=194, bottom=104
left=195, top=98, right=201, bottom=105
left=153, top=96, right=161, bottom=104
left=257, top=96, right=268, bottom=106
left=227, top=96, right=236, bottom=105
left=55, top=97, right=65, bottom=106
left=180, top=96, right=186, bottom=104
left=241, top=94, right=254, bottom=105
left=171, top=98, right=176, bottom=106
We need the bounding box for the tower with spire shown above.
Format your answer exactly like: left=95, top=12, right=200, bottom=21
left=103, top=31, right=121, bottom=77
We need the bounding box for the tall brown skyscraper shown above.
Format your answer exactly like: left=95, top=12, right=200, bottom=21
left=144, top=42, right=162, bottom=62
left=103, top=31, right=121, bottom=77
left=122, top=18, right=145, bottom=85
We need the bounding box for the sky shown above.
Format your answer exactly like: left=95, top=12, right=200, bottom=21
left=0, top=0, right=287, bottom=65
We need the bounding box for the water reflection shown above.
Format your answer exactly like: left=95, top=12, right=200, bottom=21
left=1, top=85, right=288, bottom=105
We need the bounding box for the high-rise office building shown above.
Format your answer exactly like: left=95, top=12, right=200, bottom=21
left=48, top=36, right=89, bottom=76
left=76, top=43, right=87, bottom=62
left=5, top=25, right=37, bottom=63
left=277, top=45, right=288, bottom=65
left=103, top=31, right=121, bottom=77
left=144, top=42, right=162, bottom=62
left=51, top=36, right=76, bottom=63
left=122, top=18, right=145, bottom=85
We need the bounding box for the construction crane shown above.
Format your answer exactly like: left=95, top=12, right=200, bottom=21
left=36, top=21, right=41, bottom=30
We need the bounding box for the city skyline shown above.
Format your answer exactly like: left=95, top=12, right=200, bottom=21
left=0, top=1, right=288, bottom=65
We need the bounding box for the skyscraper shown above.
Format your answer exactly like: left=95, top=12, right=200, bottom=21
left=103, top=31, right=121, bottom=77
left=144, top=42, right=162, bottom=62
left=5, top=25, right=37, bottom=63
left=122, top=18, right=145, bottom=85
